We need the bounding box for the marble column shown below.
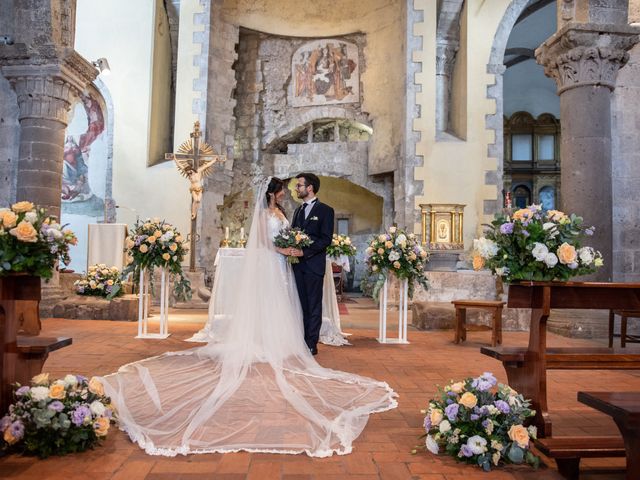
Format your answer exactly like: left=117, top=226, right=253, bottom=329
left=2, top=54, right=97, bottom=219
left=536, top=23, right=639, bottom=281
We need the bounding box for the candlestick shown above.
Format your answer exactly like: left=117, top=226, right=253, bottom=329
left=240, top=227, right=245, bottom=240
left=225, top=227, right=229, bottom=240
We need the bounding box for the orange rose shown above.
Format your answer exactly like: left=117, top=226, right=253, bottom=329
left=94, top=417, right=110, bottom=437
left=88, top=377, right=105, bottom=396
left=3, top=428, right=17, bottom=445
left=557, top=242, right=577, bottom=265
left=508, top=424, right=530, bottom=448
left=511, top=209, right=532, bottom=222
left=472, top=255, right=485, bottom=271
left=9, top=221, right=38, bottom=242
left=0, top=210, right=17, bottom=228
left=48, top=383, right=66, bottom=399
left=11, top=201, right=34, bottom=213
left=459, top=392, right=478, bottom=409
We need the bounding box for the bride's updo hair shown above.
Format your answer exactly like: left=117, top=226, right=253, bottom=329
left=266, top=177, right=286, bottom=216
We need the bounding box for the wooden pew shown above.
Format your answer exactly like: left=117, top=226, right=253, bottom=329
left=1, top=275, right=72, bottom=415
left=578, top=392, right=640, bottom=480
left=480, top=281, right=640, bottom=438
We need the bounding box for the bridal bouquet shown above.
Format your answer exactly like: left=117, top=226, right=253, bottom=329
left=473, top=205, right=603, bottom=283
left=75, top=264, right=123, bottom=299
left=0, top=201, right=77, bottom=278
left=326, top=234, right=356, bottom=258
left=364, top=226, right=429, bottom=299
left=1, top=373, right=115, bottom=458
left=123, top=218, right=191, bottom=300
left=273, top=226, right=313, bottom=264
left=422, top=372, right=539, bottom=471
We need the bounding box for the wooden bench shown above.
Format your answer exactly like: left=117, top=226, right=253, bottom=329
left=480, top=281, right=640, bottom=437
left=578, top=392, right=640, bottom=480
left=535, top=436, right=625, bottom=480
left=1, top=275, right=71, bottom=415
left=451, top=299, right=505, bottom=347
left=609, top=310, right=640, bottom=348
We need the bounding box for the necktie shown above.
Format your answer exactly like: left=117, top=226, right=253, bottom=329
left=302, top=203, right=309, bottom=219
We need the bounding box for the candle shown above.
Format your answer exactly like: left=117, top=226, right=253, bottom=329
left=225, top=227, right=229, bottom=240
left=240, top=227, right=245, bottom=240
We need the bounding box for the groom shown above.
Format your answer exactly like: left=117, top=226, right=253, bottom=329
left=290, top=173, right=334, bottom=355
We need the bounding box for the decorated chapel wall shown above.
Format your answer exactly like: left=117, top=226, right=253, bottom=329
left=413, top=0, right=514, bottom=250
left=221, top=0, right=405, bottom=175
left=74, top=0, right=190, bottom=257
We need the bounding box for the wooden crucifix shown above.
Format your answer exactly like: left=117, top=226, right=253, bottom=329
left=165, top=121, right=225, bottom=272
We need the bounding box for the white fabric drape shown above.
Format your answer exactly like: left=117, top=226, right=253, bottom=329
left=98, top=179, right=397, bottom=457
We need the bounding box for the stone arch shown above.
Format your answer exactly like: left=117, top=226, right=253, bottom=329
left=484, top=0, right=534, bottom=214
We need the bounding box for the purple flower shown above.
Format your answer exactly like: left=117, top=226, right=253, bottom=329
left=71, top=405, right=91, bottom=426
left=445, top=403, right=459, bottom=422
left=15, top=386, right=30, bottom=396
left=585, top=227, right=595, bottom=236
left=522, top=230, right=530, bottom=237
left=460, top=444, right=474, bottom=457
left=470, top=414, right=480, bottom=421
left=494, top=400, right=510, bottom=414
left=0, top=416, right=11, bottom=431
left=48, top=401, right=64, bottom=412
left=472, top=372, right=497, bottom=392
left=76, top=375, right=88, bottom=384
left=499, top=223, right=514, bottom=234
left=423, top=416, right=432, bottom=432
left=10, top=421, right=24, bottom=440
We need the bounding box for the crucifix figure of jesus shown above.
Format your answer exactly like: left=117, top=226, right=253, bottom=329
left=166, top=121, right=225, bottom=271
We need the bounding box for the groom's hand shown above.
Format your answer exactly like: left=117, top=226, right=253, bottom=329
left=290, top=248, right=304, bottom=257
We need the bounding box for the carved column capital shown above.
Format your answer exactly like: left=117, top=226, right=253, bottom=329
left=1, top=49, right=98, bottom=124
left=436, top=41, right=459, bottom=77
left=535, top=23, right=640, bottom=94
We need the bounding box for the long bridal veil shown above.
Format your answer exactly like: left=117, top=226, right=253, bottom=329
left=98, top=178, right=397, bottom=457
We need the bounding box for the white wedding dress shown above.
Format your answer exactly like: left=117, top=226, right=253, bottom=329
left=186, top=214, right=350, bottom=346
left=98, top=180, right=397, bottom=457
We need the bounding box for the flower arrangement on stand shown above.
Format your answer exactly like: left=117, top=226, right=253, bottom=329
left=421, top=372, right=539, bottom=471
left=0, top=373, right=115, bottom=458
left=123, top=218, right=191, bottom=301
left=273, top=226, right=313, bottom=264
left=74, top=264, right=123, bottom=299
left=364, top=226, right=429, bottom=299
left=0, top=201, right=77, bottom=278
left=472, top=205, right=603, bottom=282
left=326, top=234, right=357, bottom=259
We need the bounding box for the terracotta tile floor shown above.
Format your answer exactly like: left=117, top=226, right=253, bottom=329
left=1, top=296, right=638, bottom=480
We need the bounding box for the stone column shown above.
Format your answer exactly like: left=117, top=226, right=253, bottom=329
left=435, top=42, right=458, bottom=136
left=536, top=23, right=639, bottom=281
left=2, top=54, right=97, bottom=219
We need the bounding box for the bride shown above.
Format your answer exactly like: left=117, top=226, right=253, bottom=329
left=98, top=177, right=397, bottom=457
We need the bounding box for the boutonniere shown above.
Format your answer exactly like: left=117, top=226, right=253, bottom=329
left=310, top=216, right=319, bottom=221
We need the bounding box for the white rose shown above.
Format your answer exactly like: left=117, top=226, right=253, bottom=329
left=30, top=386, right=50, bottom=402
left=531, top=242, right=549, bottom=261
left=578, top=247, right=594, bottom=265
left=90, top=400, right=106, bottom=416
left=24, top=211, right=38, bottom=223
left=389, top=226, right=397, bottom=234
left=544, top=252, right=558, bottom=268
left=425, top=434, right=439, bottom=454
left=63, top=374, right=78, bottom=387
left=467, top=435, right=488, bottom=455
left=542, top=222, right=559, bottom=237
left=439, top=420, right=451, bottom=433
left=473, top=237, right=498, bottom=259
left=49, top=228, right=63, bottom=240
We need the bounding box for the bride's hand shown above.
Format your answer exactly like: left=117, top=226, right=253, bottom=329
left=276, top=247, right=289, bottom=256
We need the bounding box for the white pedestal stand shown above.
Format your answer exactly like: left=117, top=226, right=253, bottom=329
left=377, top=277, right=409, bottom=344
left=136, top=268, right=171, bottom=339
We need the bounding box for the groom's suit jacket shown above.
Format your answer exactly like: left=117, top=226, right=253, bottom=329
left=291, top=199, right=334, bottom=277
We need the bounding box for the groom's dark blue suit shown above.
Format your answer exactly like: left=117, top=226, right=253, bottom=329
left=292, top=198, right=334, bottom=353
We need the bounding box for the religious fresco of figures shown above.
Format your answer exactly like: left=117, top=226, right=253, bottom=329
left=62, top=92, right=108, bottom=217
left=290, top=39, right=359, bottom=107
